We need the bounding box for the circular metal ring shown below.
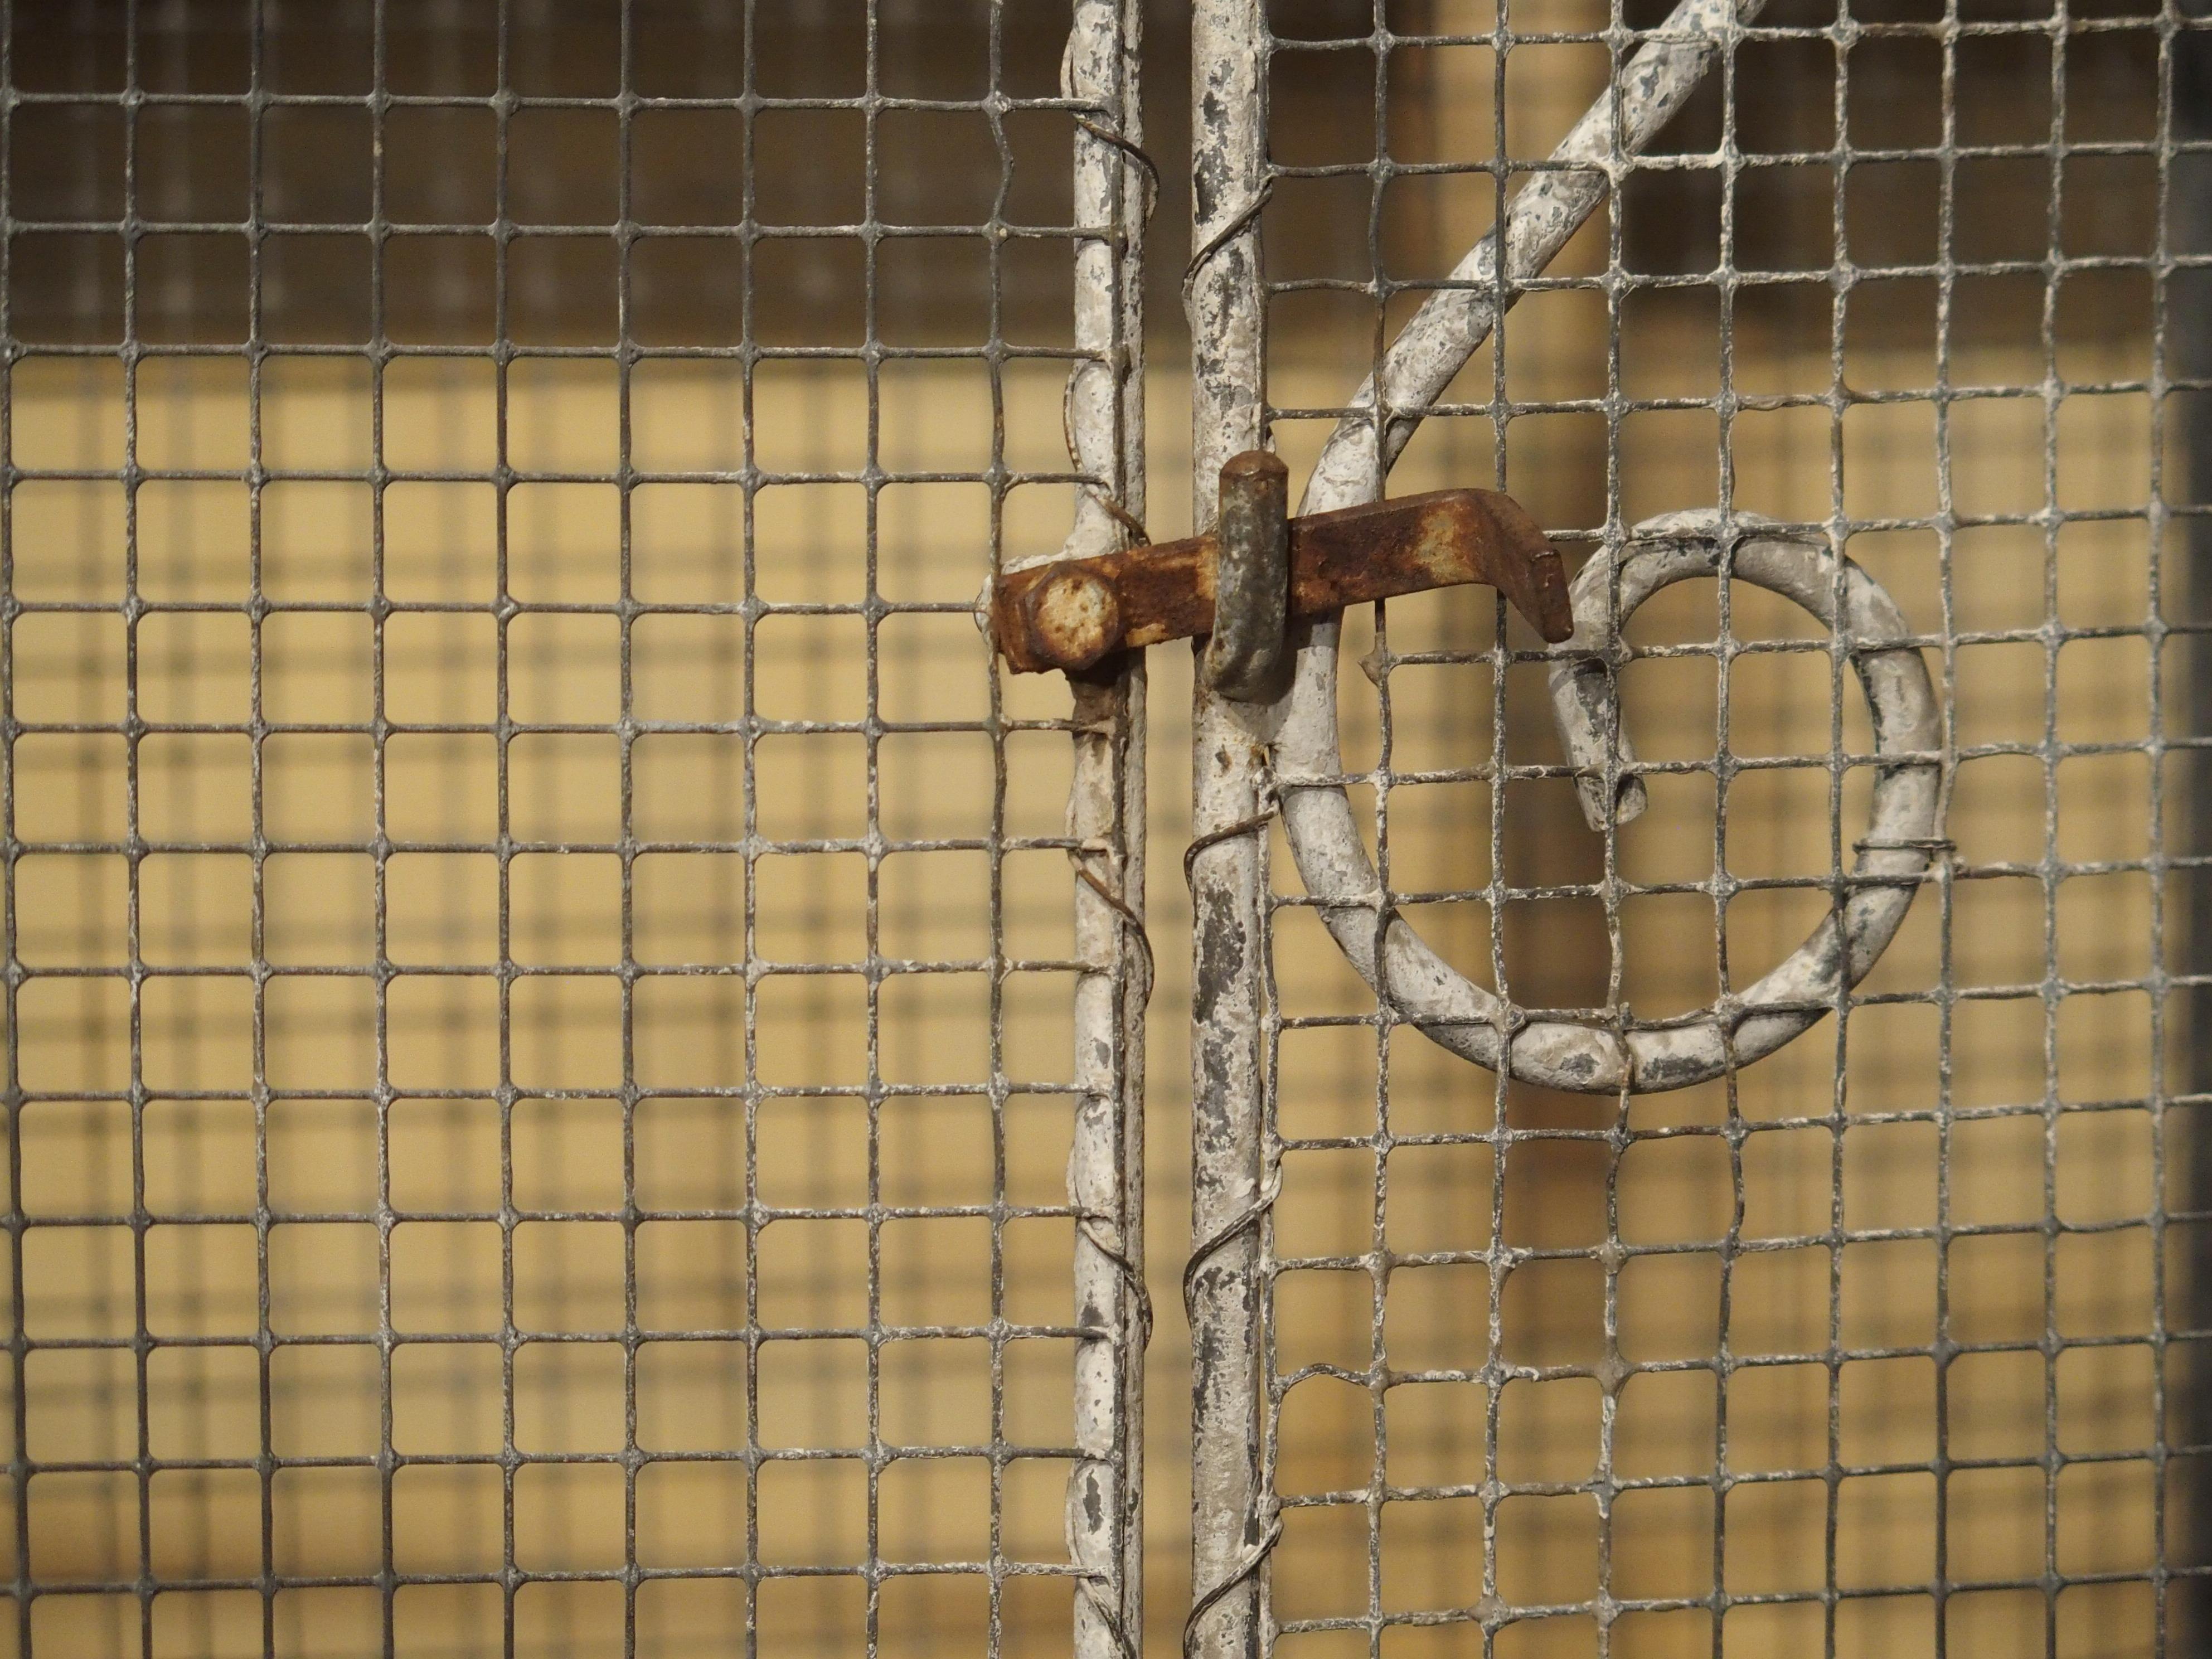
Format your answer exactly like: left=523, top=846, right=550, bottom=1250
left=1272, top=510, right=1944, bottom=1094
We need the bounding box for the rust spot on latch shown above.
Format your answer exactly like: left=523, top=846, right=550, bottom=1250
left=993, top=487, right=1574, bottom=675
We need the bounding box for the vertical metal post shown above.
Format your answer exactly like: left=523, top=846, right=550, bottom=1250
left=1188, top=2, right=1272, bottom=1655
left=1064, top=3, right=1149, bottom=1656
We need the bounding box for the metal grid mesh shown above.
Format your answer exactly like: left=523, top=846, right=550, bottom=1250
left=9, top=2, right=2210, bottom=1656
left=1, top=3, right=1146, bottom=1656
left=1216, top=0, right=2210, bottom=1653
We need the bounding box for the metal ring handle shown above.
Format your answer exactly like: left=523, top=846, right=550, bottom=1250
left=1273, top=510, right=1944, bottom=1094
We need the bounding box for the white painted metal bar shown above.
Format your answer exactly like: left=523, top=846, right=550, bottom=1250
left=1186, top=2, right=1276, bottom=1655
left=1061, top=5, right=1151, bottom=1656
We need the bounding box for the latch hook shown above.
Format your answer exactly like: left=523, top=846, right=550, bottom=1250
left=989, top=455, right=1573, bottom=684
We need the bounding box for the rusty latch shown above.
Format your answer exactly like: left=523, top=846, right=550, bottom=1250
left=992, top=454, right=1575, bottom=690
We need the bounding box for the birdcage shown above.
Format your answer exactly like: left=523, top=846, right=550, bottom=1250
left=3, top=2, right=2206, bottom=1656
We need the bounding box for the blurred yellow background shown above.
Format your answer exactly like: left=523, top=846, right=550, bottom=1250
left=3, top=2, right=2194, bottom=1656
left=8, top=328, right=2181, bottom=1656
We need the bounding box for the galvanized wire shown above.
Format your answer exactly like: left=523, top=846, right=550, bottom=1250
left=0, top=3, right=1146, bottom=1656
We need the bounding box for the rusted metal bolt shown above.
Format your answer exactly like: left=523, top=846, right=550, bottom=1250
left=1024, top=566, right=1123, bottom=672
left=988, top=478, right=1569, bottom=676
left=1204, top=448, right=1292, bottom=701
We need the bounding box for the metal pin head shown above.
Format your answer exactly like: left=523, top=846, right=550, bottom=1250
left=1022, top=566, right=1124, bottom=673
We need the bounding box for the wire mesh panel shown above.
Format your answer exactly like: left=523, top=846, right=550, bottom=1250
left=1182, top=0, right=2212, bottom=1654
left=9, top=1, right=2211, bottom=1656
left=1, top=3, right=1147, bottom=1656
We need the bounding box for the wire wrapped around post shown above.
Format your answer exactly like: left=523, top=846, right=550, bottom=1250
left=1185, top=1, right=1278, bottom=1655
left=1060, top=4, right=1153, bottom=1657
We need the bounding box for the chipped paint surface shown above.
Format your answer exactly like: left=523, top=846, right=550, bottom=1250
left=1277, top=515, right=1943, bottom=1093
left=1061, top=5, right=1149, bottom=1658
left=1187, top=2, right=1273, bottom=1655
left=1298, top=0, right=1771, bottom=520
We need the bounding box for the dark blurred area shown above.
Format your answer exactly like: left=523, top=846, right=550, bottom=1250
left=8, top=0, right=2163, bottom=358
left=8, top=0, right=1123, bottom=348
